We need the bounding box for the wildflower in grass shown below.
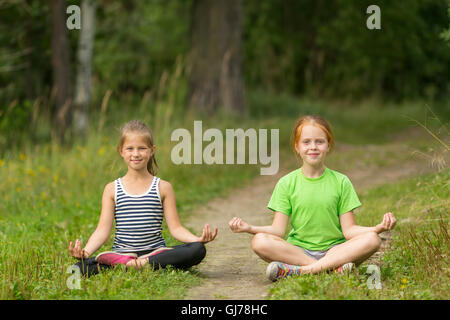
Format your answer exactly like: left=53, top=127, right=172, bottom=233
left=19, top=153, right=25, bottom=161
left=27, top=169, right=35, bottom=177
left=97, top=147, right=107, bottom=156
left=399, top=277, right=407, bottom=290
left=0, top=159, right=5, bottom=167
left=38, top=166, right=49, bottom=174
left=52, top=174, right=59, bottom=187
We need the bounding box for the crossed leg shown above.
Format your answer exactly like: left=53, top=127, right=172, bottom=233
left=251, top=233, right=318, bottom=266
left=300, top=232, right=381, bottom=274
left=251, top=232, right=381, bottom=274
left=126, top=242, right=206, bottom=270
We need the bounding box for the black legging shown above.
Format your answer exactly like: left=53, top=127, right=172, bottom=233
left=73, top=242, right=206, bottom=277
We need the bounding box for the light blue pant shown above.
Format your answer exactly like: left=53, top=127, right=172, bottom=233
left=298, top=244, right=340, bottom=260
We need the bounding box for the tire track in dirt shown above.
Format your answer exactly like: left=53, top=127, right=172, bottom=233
left=184, top=137, right=439, bottom=300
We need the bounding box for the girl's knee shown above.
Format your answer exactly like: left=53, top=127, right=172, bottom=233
left=191, top=241, right=206, bottom=260
left=366, top=232, right=382, bottom=251
left=251, top=233, right=271, bottom=254
left=74, top=257, right=110, bottom=277
left=147, top=242, right=206, bottom=270
left=183, top=241, right=206, bottom=264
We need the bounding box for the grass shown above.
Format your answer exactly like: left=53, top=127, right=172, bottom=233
left=0, top=90, right=448, bottom=299
left=267, top=168, right=449, bottom=300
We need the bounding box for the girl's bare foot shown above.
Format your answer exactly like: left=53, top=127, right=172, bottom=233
left=126, top=258, right=148, bottom=270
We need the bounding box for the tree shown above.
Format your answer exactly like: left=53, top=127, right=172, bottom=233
left=73, top=0, right=96, bottom=140
left=440, top=4, right=450, bottom=43
left=188, top=0, right=245, bottom=115
left=50, top=0, right=71, bottom=144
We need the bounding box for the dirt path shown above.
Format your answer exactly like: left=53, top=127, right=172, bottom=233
left=184, top=132, right=440, bottom=300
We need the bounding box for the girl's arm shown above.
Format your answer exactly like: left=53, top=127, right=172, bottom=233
left=69, top=182, right=115, bottom=259
left=340, top=211, right=396, bottom=240
left=160, top=180, right=217, bottom=243
left=229, top=211, right=288, bottom=238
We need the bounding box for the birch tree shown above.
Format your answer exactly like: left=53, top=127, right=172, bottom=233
left=73, top=0, right=96, bottom=140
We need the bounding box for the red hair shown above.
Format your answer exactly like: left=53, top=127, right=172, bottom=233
left=291, top=115, right=334, bottom=153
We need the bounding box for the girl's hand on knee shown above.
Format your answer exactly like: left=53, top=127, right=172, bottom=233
left=69, top=239, right=90, bottom=259
left=229, top=217, right=251, bottom=233
left=375, top=212, right=396, bottom=233
left=198, top=224, right=218, bottom=243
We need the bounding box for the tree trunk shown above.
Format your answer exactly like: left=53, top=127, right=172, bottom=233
left=50, top=0, right=72, bottom=144
left=188, top=0, right=245, bottom=115
left=73, top=0, right=96, bottom=140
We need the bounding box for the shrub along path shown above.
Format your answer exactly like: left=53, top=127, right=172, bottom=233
left=184, top=129, right=438, bottom=299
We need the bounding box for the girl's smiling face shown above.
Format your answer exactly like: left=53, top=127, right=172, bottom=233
left=295, top=124, right=330, bottom=167
left=120, top=133, right=155, bottom=171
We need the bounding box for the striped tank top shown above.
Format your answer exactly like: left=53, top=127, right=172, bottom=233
left=112, top=176, right=166, bottom=253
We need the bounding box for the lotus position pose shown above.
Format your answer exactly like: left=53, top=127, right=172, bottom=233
left=69, top=120, right=217, bottom=276
left=229, top=115, right=396, bottom=281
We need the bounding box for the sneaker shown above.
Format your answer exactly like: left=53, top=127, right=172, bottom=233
left=266, top=261, right=302, bottom=282
left=95, top=251, right=137, bottom=266
left=333, top=262, right=355, bottom=275
left=138, top=247, right=173, bottom=260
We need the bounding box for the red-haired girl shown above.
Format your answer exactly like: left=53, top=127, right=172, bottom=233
left=229, top=115, right=396, bottom=281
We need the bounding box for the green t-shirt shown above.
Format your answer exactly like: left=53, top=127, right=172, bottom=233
left=267, top=167, right=361, bottom=251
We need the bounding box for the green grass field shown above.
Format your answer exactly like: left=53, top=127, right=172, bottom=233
left=0, top=95, right=448, bottom=299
